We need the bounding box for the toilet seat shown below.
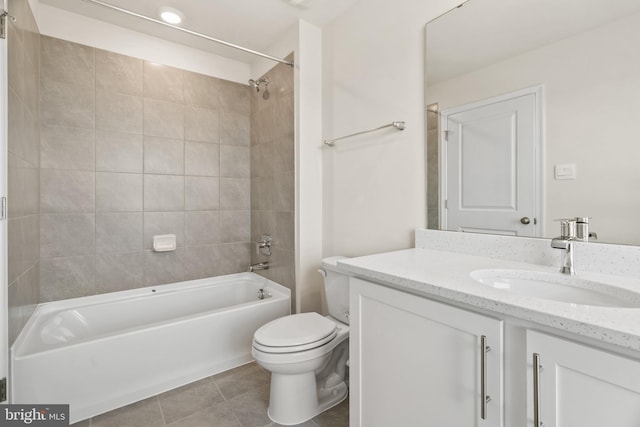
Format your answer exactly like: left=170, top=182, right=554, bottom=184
left=253, top=312, right=337, bottom=354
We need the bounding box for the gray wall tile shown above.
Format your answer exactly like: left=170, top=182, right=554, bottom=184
left=96, top=130, right=143, bottom=173
left=183, top=71, right=219, bottom=109
left=23, top=48, right=39, bottom=114
left=185, top=141, right=219, bottom=177
left=184, top=106, right=219, bottom=143
left=253, top=106, right=276, bottom=145
left=41, top=214, right=95, bottom=258
left=275, top=135, right=295, bottom=174
left=220, top=110, right=250, bottom=146
left=23, top=107, right=39, bottom=167
left=96, top=213, right=143, bottom=254
left=219, top=80, right=250, bottom=114
left=185, top=211, right=220, bottom=246
left=41, top=125, right=95, bottom=170
left=274, top=171, right=294, bottom=211
left=96, top=90, right=143, bottom=134
left=96, top=172, right=143, bottom=212
left=220, top=178, right=250, bottom=209
left=185, top=177, right=219, bottom=211
left=9, top=155, right=39, bottom=218
left=144, top=174, right=184, bottom=211
left=144, top=98, right=184, bottom=139
left=144, top=249, right=185, bottom=287
left=220, top=210, right=250, bottom=243
left=250, top=177, right=275, bottom=211
left=144, top=136, right=184, bottom=175
left=8, top=216, right=37, bottom=284
left=41, top=36, right=94, bottom=88
left=143, top=62, right=183, bottom=103
left=96, top=49, right=143, bottom=96
left=40, top=169, right=94, bottom=213
left=144, top=212, right=184, bottom=250
left=96, top=252, right=144, bottom=293
left=217, top=243, right=251, bottom=276
left=184, top=245, right=220, bottom=281
left=276, top=92, right=295, bottom=137
left=8, top=23, right=24, bottom=104
left=7, top=0, right=40, bottom=343
left=41, top=80, right=94, bottom=129
left=251, top=210, right=275, bottom=243
left=39, top=255, right=95, bottom=302
left=220, top=145, right=250, bottom=178
left=36, top=36, right=266, bottom=304
left=8, top=88, right=25, bottom=159
left=250, top=61, right=295, bottom=308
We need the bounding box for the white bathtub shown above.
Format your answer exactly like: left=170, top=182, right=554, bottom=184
left=10, top=272, right=290, bottom=423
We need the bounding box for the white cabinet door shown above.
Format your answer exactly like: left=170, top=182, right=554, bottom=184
left=350, top=278, right=504, bottom=427
left=527, top=330, right=640, bottom=427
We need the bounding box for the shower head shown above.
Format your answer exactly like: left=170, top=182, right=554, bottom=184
left=248, top=77, right=270, bottom=97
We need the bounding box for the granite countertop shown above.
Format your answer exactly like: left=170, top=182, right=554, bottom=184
left=338, top=248, right=640, bottom=352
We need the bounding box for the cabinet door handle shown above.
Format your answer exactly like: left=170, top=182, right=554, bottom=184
left=533, top=353, right=542, bottom=427
left=480, top=335, right=491, bottom=420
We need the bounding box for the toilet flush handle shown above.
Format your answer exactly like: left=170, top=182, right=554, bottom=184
left=317, top=268, right=327, bottom=278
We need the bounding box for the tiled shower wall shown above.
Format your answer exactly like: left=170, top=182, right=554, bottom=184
left=7, top=0, right=41, bottom=343
left=250, top=56, right=295, bottom=312
left=39, top=36, right=252, bottom=302
left=426, top=103, right=439, bottom=229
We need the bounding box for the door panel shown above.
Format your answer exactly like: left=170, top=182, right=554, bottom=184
left=443, top=89, right=541, bottom=237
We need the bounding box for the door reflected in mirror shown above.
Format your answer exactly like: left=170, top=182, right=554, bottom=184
left=426, top=0, right=640, bottom=245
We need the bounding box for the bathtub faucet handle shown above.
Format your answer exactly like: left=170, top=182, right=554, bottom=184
left=256, top=234, right=272, bottom=256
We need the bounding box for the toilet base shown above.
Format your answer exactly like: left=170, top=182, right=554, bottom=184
left=267, top=371, right=348, bottom=426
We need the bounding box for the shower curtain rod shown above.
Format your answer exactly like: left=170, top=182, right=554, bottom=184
left=82, top=0, right=294, bottom=67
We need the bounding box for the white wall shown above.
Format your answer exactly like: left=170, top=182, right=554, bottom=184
left=29, top=1, right=250, bottom=83
left=322, top=0, right=460, bottom=257
left=427, top=12, right=640, bottom=245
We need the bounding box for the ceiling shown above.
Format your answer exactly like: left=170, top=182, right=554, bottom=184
left=38, top=0, right=360, bottom=63
left=426, top=0, right=640, bottom=84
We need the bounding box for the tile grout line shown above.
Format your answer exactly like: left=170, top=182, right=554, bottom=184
left=155, top=395, right=168, bottom=427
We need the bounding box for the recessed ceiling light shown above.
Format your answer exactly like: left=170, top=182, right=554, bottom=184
left=159, top=7, right=183, bottom=25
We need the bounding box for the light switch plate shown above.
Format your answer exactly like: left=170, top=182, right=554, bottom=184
left=555, top=163, right=576, bottom=180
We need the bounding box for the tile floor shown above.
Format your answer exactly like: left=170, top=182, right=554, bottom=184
left=70, top=362, right=349, bottom=427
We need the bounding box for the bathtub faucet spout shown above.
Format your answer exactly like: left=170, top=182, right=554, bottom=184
left=248, top=261, right=269, bottom=272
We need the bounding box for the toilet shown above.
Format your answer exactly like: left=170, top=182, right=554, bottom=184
left=252, top=256, right=350, bottom=426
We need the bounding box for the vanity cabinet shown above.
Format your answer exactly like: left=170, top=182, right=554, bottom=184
left=349, top=278, right=504, bottom=427
left=526, top=330, right=640, bottom=427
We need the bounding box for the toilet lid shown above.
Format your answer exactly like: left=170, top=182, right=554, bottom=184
left=254, top=312, right=337, bottom=349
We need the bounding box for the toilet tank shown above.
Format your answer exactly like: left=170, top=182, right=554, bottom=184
left=320, top=256, right=350, bottom=325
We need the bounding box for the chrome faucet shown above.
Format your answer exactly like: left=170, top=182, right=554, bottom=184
left=248, top=261, right=269, bottom=272
left=575, top=217, right=597, bottom=242
left=551, top=219, right=576, bottom=275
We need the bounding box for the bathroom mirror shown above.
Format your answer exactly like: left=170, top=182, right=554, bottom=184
left=425, top=0, right=640, bottom=245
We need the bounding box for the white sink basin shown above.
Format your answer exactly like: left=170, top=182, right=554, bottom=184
left=470, top=269, right=640, bottom=308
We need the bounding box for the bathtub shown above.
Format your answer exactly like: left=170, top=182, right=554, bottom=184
left=10, top=272, right=290, bottom=424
